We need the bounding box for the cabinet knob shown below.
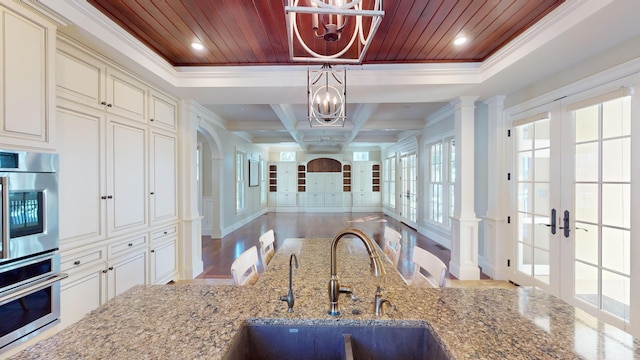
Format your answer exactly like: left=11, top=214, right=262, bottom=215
left=128, top=243, right=133, bottom=247
left=102, top=269, right=108, bottom=273
left=150, top=249, right=155, bottom=253
left=101, top=196, right=107, bottom=200
left=150, top=118, right=154, bottom=122
left=107, top=103, right=112, bottom=107
left=163, top=231, right=168, bottom=234
left=108, top=266, right=114, bottom=271
left=74, top=260, right=81, bottom=265
left=100, top=101, right=107, bottom=106
left=150, top=192, right=155, bottom=195
left=107, top=195, right=113, bottom=199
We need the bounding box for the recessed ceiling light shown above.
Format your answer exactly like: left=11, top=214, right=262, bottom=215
left=453, top=36, right=468, bottom=46
left=191, top=42, right=204, bottom=50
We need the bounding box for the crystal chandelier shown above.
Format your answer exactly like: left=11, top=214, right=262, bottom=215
left=285, top=0, right=384, bottom=64
left=308, top=63, right=346, bottom=127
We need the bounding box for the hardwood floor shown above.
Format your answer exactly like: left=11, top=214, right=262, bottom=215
left=198, top=212, right=489, bottom=281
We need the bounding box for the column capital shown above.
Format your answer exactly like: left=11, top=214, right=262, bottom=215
left=450, top=96, right=479, bottom=109
left=483, top=95, right=506, bottom=106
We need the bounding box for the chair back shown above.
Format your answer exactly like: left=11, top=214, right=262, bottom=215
left=382, top=227, right=402, bottom=267
left=259, top=229, right=275, bottom=270
left=411, top=246, right=447, bottom=288
left=231, top=246, right=259, bottom=286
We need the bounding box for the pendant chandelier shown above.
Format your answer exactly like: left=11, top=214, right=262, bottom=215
left=308, top=63, right=346, bottom=127
left=285, top=0, right=384, bottom=64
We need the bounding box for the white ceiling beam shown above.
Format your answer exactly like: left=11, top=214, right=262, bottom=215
left=270, top=104, right=307, bottom=152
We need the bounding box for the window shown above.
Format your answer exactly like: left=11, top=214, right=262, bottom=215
left=280, top=151, right=296, bottom=162
left=427, top=138, right=454, bottom=226
left=353, top=151, right=369, bottom=161
left=383, top=156, right=396, bottom=207
left=260, top=159, right=267, bottom=204
left=236, top=150, right=246, bottom=212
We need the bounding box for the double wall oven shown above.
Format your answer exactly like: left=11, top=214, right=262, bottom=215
left=0, top=150, right=66, bottom=352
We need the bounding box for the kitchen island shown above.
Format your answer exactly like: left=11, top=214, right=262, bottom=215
left=10, top=237, right=640, bottom=359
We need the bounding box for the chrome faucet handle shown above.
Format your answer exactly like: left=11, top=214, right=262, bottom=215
left=280, top=254, right=298, bottom=313
left=339, top=285, right=357, bottom=301
left=374, top=286, right=395, bottom=316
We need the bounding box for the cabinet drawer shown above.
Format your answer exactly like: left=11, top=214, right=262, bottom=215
left=61, top=246, right=107, bottom=273
left=109, top=234, right=148, bottom=257
left=151, top=224, right=177, bottom=241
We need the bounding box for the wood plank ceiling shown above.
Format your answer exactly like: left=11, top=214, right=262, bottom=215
left=87, top=0, right=564, bottom=67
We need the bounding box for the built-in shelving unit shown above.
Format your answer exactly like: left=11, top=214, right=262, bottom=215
left=372, top=164, right=380, bottom=192
left=298, top=164, right=306, bottom=192
left=269, top=164, right=277, bottom=192
left=343, top=164, right=351, bottom=192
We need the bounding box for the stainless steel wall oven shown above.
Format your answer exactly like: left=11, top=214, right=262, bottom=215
left=0, top=150, right=65, bottom=352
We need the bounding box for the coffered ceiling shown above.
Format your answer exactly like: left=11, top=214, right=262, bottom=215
left=34, top=0, right=640, bottom=153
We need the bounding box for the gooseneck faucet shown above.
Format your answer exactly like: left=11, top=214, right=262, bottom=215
left=328, top=228, right=386, bottom=316
left=280, top=254, right=298, bottom=313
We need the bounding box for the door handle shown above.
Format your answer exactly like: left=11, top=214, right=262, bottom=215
left=539, top=208, right=557, bottom=234
left=558, top=210, right=570, bottom=238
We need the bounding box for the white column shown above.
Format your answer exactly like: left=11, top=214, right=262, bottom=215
left=179, top=100, right=204, bottom=279
left=449, top=96, right=481, bottom=280
left=481, top=96, right=507, bottom=280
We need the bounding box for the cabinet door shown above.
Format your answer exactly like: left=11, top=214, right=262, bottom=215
left=0, top=4, right=55, bottom=148
left=57, top=105, right=107, bottom=248
left=107, top=249, right=147, bottom=300
left=60, top=265, right=107, bottom=329
left=150, top=131, right=177, bottom=224
left=105, top=68, right=147, bottom=122
left=107, top=119, right=148, bottom=236
left=56, top=41, right=105, bottom=109
left=150, top=237, right=177, bottom=284
left=149, top=90, right=177, bottom=131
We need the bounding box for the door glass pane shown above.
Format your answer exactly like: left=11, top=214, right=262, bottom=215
left=533, top=183, right=550, bottom=215
left=602, top=184, right=630, bottom=228
left=534, top=119, right=550, bottom=148
left=602, top=97, right=631, bottom=138
left=602, top=227, right=630, bottom=275
left=575, top=222, right=598, bottom=264
left=602, top=138, right=630, bottom=182
left=518, top=152, right=533, bottom=181
left=574, top=184, right=598, bottom=223
left=602, top=270, right=630, bottom=320
left=517, top=123, right=534, bottom=151
left=534, top=149, right=550, bottom=182
left=575, top=142, right=598, bottom=182
left=575, top=105, right=599, bottom=142
left=534, top=247, right=550, bottom=282
left=575, top=261, right=598, bottom=307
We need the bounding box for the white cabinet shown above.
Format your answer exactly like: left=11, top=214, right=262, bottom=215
left=149, top=223, right=178, bottom=284
left=107, top=118, right=149, bottom=236
left=106, top=245, right=148, bottom=301
left=56, top=38, right=147, bottom=123
left=0, top=1, right=56, bottom=149
left=149, top=89, right=177, bottom=131
left=352, top=162, right=373, bottom=192
left=57, top=105, right=107, bottom=250
left=57, top=105, right=149, bottom=247
left=150, top=237, right=178, bottom=284
left=59, top=245, right=108, bottom=329
left=60, top=264, right=107, bottom=329
left=277, top=162, right=297, bottom=193
left=149, top=130, right=177, bottom=224
left=277, top=192, right=296, bottom=207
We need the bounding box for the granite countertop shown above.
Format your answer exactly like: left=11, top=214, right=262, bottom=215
left=10, top=237, right=640, bottom=359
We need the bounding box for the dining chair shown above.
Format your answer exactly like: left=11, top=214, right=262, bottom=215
left=259, top=229, right=275, bottom=271
left=230, top=246, right=259, bottom=286
left=382, top=227, right=402, bottom=267
left=411, top=246, right=447, bottom=288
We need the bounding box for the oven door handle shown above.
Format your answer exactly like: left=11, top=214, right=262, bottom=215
left=1, top=176, right=8, bottom=259
left=0, top=273, right=68, bottom=307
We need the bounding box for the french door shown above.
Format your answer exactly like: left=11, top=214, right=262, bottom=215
left=400, top=152, right=417, bottom=227
left=510, top=90, right=636, bottom=334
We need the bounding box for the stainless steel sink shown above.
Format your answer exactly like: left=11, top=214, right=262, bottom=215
left=223, top=323, right=449, bottom=360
